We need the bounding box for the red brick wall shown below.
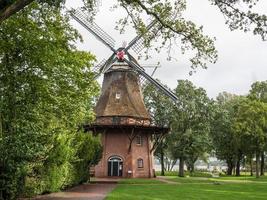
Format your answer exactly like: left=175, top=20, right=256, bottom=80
left=94, top=128, right=154, bottom=178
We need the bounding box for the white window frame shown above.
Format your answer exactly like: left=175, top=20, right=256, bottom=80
left=137, top=158, right=144, bottom=168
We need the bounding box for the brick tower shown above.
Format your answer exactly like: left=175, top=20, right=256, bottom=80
left=85, top=62, right=169, bottom=178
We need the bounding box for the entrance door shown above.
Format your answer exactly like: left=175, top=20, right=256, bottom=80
left=108, top=156, right=123, bottom=176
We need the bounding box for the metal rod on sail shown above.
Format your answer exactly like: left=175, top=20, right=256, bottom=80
left=124, top=58, right=178, bottom=102
left=124, top=19, right=158, bottom=52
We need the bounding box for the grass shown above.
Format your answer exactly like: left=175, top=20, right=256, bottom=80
left=118, top=178, right=163, bottom=184
left=165, top=176, right=214, bottom=184
left=155, top=170, right=212, bottom=177
left=105, top=176, right=267, bottom=200
left=217, top=175, right=267, bottom=182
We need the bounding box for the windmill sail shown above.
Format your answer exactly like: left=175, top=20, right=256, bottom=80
left=124, top=59, right=177, bottom=102
left=140, top=65, right=159, bottom=90
left=70, top=8, right=116, bottom=52
left=125, top=19, right=161, bottom=54
left=70, top=8, right=178, bottom=102
left=92, top=59, right=107, bottom=78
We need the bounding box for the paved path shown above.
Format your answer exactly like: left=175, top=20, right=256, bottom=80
left=32, top=181, right=118, bottom=200
left=156, top=176, right=179, bottom=184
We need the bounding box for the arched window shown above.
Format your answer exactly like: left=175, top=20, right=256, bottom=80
left=137, top=158, right=144, bottom=168
left=108, top=156, right=122, bottom=162
left=136, top=135, right=143, bottom=145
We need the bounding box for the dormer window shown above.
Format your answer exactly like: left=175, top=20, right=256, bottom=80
left=115, top=92, right=121, bottom=100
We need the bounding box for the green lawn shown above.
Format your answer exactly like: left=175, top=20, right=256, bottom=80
left=166, top=175, right=267, bottom=184
left=155, top=171, right=212, bottom=177
left=118, top=178, right=163, bottom=184
left=105, top=176, right=267, bottom=200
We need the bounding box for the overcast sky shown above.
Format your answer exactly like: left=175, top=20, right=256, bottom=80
left=66, top=0, right=267, bottom=99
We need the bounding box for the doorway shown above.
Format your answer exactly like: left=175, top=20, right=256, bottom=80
left=108, top=156, right=123, bottom=176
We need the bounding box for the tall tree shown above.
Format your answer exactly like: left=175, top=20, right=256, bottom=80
left=233, top=98, right=267, bottom=178
left=1, top=1, right=267, bottom=75
left=143, top=82, right=174, bottom=176
left=1, top=1, right=266, bottom=41
left=0, top=3, right=101, bottom=199
left=169, top=80, right=212, bottom=177
left=211, top=92, right=242, bottom=176
left=248, top=81, right=267, bottom=176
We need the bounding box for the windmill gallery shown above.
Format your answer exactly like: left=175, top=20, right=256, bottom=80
left=71, top=9, right=177, bottom=178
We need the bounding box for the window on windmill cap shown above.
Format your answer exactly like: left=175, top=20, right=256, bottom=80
left=115, top=92, right=121, bottom=99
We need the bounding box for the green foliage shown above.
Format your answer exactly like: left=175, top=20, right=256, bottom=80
left=169, top=80, right=213, bottom=173
left=144, top=80, right=214, bottom=176
left=0, top=3, right=101, bottom=199
left=248, top=81, right=267, bottom=156
left=209, top=0, right=267, bottom=40
left=1, top=1, right=267, bottom=73
left=210, top=92, right=242, bottom=174
left=143, top=82, right=173, bottom=127
left=143, top=82, right=175, bottom=173
left=37, top=133, right=101, bottom=194
left=233, top=99, right=267, bottom=154
left=211, top=86, right=267, bottom=178
left=117, top=0, right=218, bottom=71
left=249, top=81, right=267, bottom=103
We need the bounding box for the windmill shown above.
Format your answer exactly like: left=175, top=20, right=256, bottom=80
left=70, top=8, right=172, bottom=178
left=70, top=8, right=178, bottom=102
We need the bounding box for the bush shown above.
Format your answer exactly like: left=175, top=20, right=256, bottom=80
left=185, top=171, right=212, bottom=177
left=21, top=132, right=102, bottom=197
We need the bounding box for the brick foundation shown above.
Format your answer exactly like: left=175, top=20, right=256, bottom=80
left=94, top=128, right=154, bottom=178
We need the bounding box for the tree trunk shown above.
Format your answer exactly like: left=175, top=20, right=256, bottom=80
left=260, top=152, right=265, bottom=176
left=0, top=0, right=34, bottom=24
left=236, top=159, right=241, bottom=176
left=178, top=157, right=185, bottom=177
left=190, top=164, right=195, bottom=174
left=160, top=148, right=165, bottom=176
left=256, top=152, right=260, bottom=178
left=170, top=159, right=177, bottom=171
left=236, top=150, right=242, bottom=176
left=250, top=159, right=253, bottom=176
left=165, top=158, right=172, bottom=171
left=226, top=161, right=233, bottom=175
left=186, top=164, right=191, bottom=173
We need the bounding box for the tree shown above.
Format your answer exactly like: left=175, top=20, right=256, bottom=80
left=211, top=92, right=243, bottom=176
left=1, top=1, right=267, bottom=40
left=248, top=81, right=267, bottom=176
left=143, top=82, right=174, bottom=176
left=233, top=98, right=267, bottom=178
left=169, top=80, right=212, bottom=177
left=1, top=1, right=267, bottom=73
left=249, top=81, right=267, bottom=102
left=0, top=3, right=101, bottom=199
